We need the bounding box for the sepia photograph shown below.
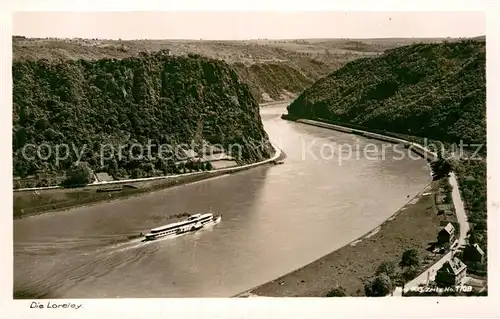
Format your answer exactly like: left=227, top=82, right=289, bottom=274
left=2, top=1, right=499, bottom=318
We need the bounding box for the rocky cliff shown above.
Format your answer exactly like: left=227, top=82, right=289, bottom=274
left=12, top=52, right=273, bottom=180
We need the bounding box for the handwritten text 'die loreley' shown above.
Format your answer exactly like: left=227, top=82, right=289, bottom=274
left=30, top=301, right=82, bottom=309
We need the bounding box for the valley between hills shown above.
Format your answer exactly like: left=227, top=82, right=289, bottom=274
left=13, top=35, right=487, bottom=297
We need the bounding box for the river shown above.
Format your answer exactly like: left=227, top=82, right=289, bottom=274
left=13, top=103, right=431, bottom=298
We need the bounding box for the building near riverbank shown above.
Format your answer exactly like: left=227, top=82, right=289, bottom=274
left=94, top=172, right=114, bottom=183
left=435, top=257, right=467, bottom=286
left=463, top=243, right=485, bottom=264
left=437, top=222, right=455, bottom=246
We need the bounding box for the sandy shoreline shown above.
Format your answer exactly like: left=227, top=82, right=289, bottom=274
left=234, top=180, right=445, bottom=297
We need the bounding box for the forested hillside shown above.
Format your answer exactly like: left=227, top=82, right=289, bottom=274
left=12, top=52, right=272, bottom=180
left=288, top=40, right=486, bottom=145
left=12, top=37, right=402, bottom=103
left=287, top=39, right=488, bottom=269
left=232, top=61, right=318, bottom=101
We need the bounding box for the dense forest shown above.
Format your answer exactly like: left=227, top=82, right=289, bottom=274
left=13, top=37, right=385, bottom=103
left=232, top=62, right=311, bottom=101
left=455, top=159, right=487, bottom=275
left=288, top=40, right=486, bottom=145
left=288, top=39, right=488, bottom=272
left=12, top=52, right=273, bottom=183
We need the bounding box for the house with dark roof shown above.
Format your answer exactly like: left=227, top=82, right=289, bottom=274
left=435, top=257, right=467, bottom=286
left=437, top=222, right=455, bottom=246
left=463, top=243, right=485, bottom=264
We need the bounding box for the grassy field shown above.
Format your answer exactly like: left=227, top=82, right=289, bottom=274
left=12, top=37, right=461, bottom=64
left=247, top=178, right=457, bottom=297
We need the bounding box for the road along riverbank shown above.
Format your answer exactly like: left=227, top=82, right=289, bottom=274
left=235, top=118, right=462, bottom=297
left=402, top=172, right=469, bottom=291
left=14, top=144, right=282, bottom=219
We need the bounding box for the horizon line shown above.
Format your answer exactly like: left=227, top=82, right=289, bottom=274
left=12, top=35, right=487, bottom=41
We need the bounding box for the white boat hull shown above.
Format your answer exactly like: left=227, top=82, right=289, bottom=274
left=144, top=214, right=222, bottom=241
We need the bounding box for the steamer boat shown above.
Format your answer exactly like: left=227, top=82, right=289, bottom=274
left=143, top=213, right=222, bottom=241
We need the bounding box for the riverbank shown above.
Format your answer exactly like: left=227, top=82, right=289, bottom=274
left=14, top=172, right=224, bottom=219
left=238, top=177, right=456, bottom=297
left=259, top=98, right=295, bottom=107
left=14, top=145, right=283, bottom=219
left=235, top=117, right=455, bottom=297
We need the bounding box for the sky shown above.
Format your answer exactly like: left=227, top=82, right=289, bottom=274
left=13, top=11, right=485, bottom=40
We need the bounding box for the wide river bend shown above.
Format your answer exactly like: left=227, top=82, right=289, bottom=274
left=14, top=103, right=430, bottom=298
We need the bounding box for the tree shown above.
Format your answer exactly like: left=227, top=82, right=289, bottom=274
left=431, top=155, right=453, bottom=180
left=177, top=162, right=185, bottom=173
left=444, top=192, right=452, bottom=204
left=141, top=162, right=155, bottom=176
left=325, top=286, right=347, bottom=297
left=467, top=229, right=478, bottom=244
left=130, top=168, right=145, bottom=179
left=364, top=274, right=392, bottom=296
left=375, top=261, right=396, bottom=279
left=185, top=159, right=194, bottom=170
left=399, top=248, right=420, bottom=270
left=399, top=248, right=420, bottom=293
left=62, top=162, right=94, bottom=187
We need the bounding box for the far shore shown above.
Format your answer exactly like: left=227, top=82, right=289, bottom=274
left=14, top=145, right=285, bottom=220
left=14, top=172, right=229, bottom=220
left=259, top=98, right=295, bottom=107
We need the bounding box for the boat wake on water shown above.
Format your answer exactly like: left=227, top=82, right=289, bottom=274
left=20, top=243, right=155, bottom=298
left=14, top=212, right=223, bottom=298
left=94, top=212, right=223, bottom=257
left=16, top=212, right=222, bottom=260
